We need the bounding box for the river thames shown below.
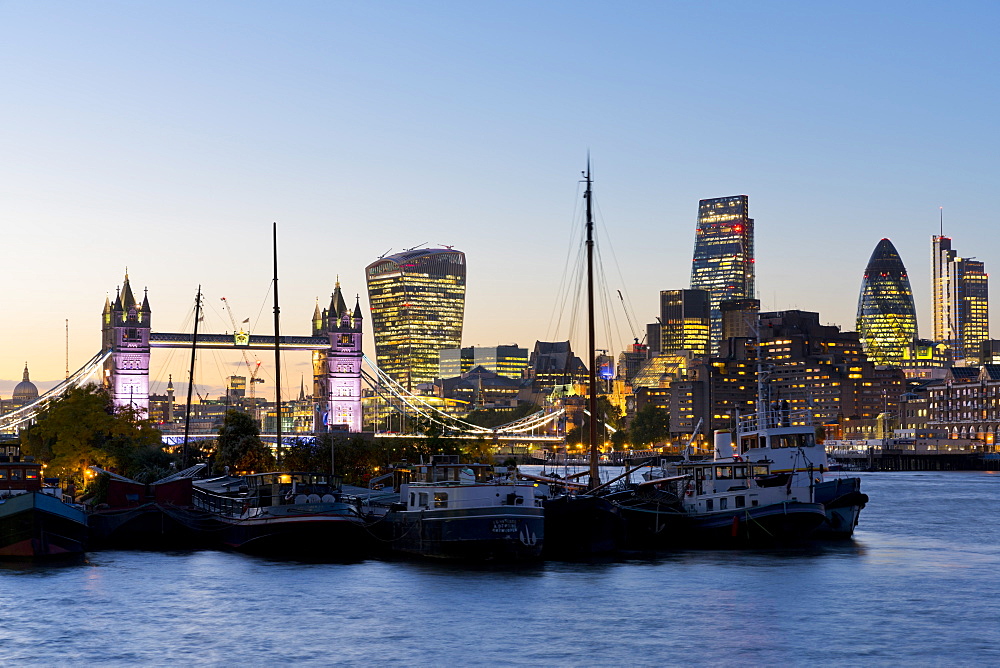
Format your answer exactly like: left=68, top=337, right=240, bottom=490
left=2, top=470, right=998, bottom=666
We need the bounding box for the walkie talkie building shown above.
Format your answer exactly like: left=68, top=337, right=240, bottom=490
left=366, top=248, right=466, bottom=390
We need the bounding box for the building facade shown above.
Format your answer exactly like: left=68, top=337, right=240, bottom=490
left=659, top=289, right=711, bottom=357
left=932, top=234, right=989, bottom=362
left=690, top=195, right=755, bottom=354
left=312, top=280, right=364, bottom=432
left=439, top=345, right=528, bottom=379
left=365, top=248, right=466, bottom=390
left=857, top=238, right=918, bottom=367
left=102, top=272, right=151, bottom=416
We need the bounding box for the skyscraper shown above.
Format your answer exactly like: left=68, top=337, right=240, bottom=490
left=690, top=195, right=755, bottom=354
left=659, top=289, right=711, bottom=357
left=857, top=238, right=918, bottom=366
left=366, top=248, right=466, bottom=390
left=932, top=234, right=989, bottom=361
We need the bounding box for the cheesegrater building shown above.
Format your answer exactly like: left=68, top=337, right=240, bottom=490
left=857, top=238, right=918, bottom=366
left=932, top=234, right=989, bottom=362
left=366, top=248, right=466, bottom=390
left=690, top=195, right=755, bottom=354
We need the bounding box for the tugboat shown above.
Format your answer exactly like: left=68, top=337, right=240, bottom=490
left=192, top=471, right=372, bottom=559
left=369, top=456, right=546, bottom=561
left=0, top=443, right=88, bottom=558
left=672, top=429, right=828, bottom=546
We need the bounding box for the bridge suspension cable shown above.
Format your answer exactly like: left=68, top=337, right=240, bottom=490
left=0, top=349, right=112, bottom=433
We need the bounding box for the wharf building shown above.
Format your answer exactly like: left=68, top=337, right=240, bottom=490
left=690, top=195, right=755, bottom=355
left=856, top=238, right=918, bottom=367
left=893, top=365, right=1000, bottom=448
left=932, top=234, right=989, bottom=363
left=438, top=345, right=529, bottom=380
left=366, top=248, right=466, bottom=391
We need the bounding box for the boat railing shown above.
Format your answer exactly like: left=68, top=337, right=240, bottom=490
left=191, top=486, right=247, bottom=516
left=737, top=408, right=814, bottom=434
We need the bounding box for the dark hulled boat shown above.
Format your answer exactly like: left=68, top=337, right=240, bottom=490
left=370, top=457, right=546, bottom=561
left=0, top=449, right=87, bottom=558
left=193, top=471, right=372, bottom=559
left=87, top=464, right=222, bottom=550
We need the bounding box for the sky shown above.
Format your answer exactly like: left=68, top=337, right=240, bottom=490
left=3, top=1, right=999, bottom=399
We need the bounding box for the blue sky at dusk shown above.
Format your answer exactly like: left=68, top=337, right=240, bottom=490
left=3, top=1, right=998, bottom=396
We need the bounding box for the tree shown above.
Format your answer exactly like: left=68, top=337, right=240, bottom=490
left=22, top=383, right=166, bottom=484
left=629, top=403, right=671, bottom=448
left=215, top=409, right=275, bottom=473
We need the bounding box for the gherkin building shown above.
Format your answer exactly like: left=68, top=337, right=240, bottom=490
left=857, top=238, right=917, bottom=366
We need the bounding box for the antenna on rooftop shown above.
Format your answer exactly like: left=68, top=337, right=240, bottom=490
left=378, top=248, right=392, bottom=259
left=940, top=207, right=944, bottom=237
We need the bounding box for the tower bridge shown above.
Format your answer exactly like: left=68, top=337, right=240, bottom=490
left=2, top=272, right=565, bottom=444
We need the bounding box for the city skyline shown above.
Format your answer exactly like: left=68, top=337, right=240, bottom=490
left=3, top=3, right=999, bottom=395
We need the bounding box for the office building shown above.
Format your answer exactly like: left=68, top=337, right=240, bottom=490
left=857, top=238, right=918, bottom=366
left=932, top=235, right=989, bottom=362
left=720, top=298, right=760, bottom=342
left=690, top=195, right=755, bottom=354
left=439, top=345, right=529, bottom=379
left=659, top=289, right=711, bottom=357
left=366, top=248, right=466, bottom=390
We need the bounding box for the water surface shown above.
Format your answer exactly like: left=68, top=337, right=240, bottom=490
left=2, top=471, right=997, bottom=666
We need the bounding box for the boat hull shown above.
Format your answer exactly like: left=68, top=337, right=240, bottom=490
left=543, top=494, right=623, bottom=558
left=686, top=501, right=827, bottom=547
left=813, top=478, right=868, bottom=538
left=218, top=506, right=372, bottom=559
left=88, top=503, right=224, bottom=550
left=388, top=506, right=543, bottom=561
left=0, top=492, right=88, bottom=559
left=604, top=490, right=689, bottom=551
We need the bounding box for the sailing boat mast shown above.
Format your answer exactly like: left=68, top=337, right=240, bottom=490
left=182, top=285, right=202, bottom=468
left=585, top=160, right=600, bottom=490
left=272, top=223, right=283, bottom=464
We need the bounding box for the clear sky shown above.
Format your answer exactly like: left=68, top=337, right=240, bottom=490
left=3, top=1, right=999, bottom=398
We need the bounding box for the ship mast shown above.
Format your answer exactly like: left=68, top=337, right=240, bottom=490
left=585, top=160, right=600, bottom=490
left=273, top=222, right=283, bottom=464
left=182, top=285, right=202, bottom=468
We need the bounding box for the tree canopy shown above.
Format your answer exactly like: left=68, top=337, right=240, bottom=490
left=215, top=409, right=275, bottom=473
left=629, top=403, right=671, bottom=447
left=21, top=383, right=166, bottom=483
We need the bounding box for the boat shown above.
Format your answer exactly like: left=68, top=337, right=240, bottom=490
left=0, top=446, right=88, bottom=558
left=541, top=161, right=626, bottom=559
left=86, top=464, right=223, bottom=550
left=192, top=471, right=373, bottom=558
left=669, top=430, right=828, bottom=546
left=368, top=456, right=546, bottom=561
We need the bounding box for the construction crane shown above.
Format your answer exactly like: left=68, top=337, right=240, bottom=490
left=220, top=297, right=264, bottom=403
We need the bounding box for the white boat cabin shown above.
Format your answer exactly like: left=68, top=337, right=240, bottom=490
left=398, top=456, right=548, bottom=512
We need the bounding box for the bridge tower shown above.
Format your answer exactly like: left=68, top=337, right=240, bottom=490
left=312, top=280, right=363, bottom=432
left=102, top=272, right=151, bottom=417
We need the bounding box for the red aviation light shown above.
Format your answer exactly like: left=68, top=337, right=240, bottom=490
left=733, top=224, right=743, bottom=232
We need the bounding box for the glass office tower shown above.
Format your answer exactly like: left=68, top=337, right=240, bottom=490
left=366, top=248, right=467, bottom=390
left=857, top=238, right=918, bottom=366
left=932, top=235, right=989, bottom=361
left=690, top=195, right=755, bottom=354
left=659, top=289, right=711, bottom=357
